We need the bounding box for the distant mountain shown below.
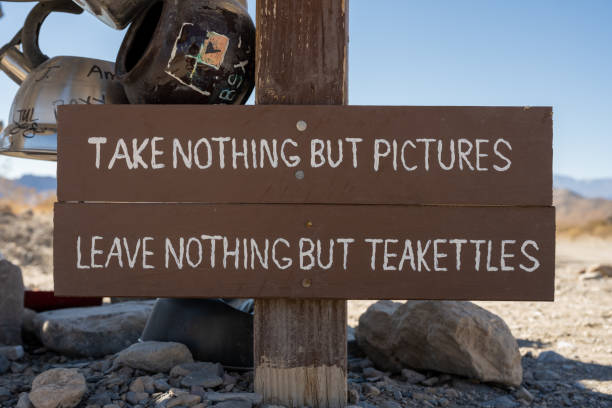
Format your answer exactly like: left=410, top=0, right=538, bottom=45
left=554, top=188, right=612, bottom=228
left=0, top=175, right=56, bottom=201
left=13, top=175, right=57, bottom=192
left=554, top=175, right=612, bottom=200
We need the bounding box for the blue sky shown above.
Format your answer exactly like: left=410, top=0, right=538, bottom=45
left=0, top=0, right=610, bottom=179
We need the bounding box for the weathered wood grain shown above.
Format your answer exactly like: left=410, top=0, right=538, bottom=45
left=254, top=0, right=349, bottom=405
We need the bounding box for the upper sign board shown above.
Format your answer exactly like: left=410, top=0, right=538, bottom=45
left=57, top=105, right=552, bottom=205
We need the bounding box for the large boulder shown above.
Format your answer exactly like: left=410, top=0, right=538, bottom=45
left=114, top=341, right=193, bottom=373
left=356, top=300, right=522, bottom=386
left=31, top=301, right=154, bottom=357
left=29, top=368, right=87, bottom=408
left=0, top=260, right=24, bottom=345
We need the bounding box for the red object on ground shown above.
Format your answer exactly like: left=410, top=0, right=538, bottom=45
left=24, top=291, right=102, bottom=312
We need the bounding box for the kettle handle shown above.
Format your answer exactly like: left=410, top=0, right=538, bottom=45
left=21, top=0, right=83, bottom=68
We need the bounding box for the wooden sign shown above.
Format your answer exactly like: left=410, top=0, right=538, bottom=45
left=53, top=0, right=554, bottom=406
left=54, top=203, right=554, bottom=300
left=57, top=105, right=552, bottom=206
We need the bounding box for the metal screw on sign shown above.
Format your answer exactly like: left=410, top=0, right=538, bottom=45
left=302, top=278, right=312, bottom=288
left=296, top=120, right=308, bottom=131
left=295, top=170, right=305, bottom=180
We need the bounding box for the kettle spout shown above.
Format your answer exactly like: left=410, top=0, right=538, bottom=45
left=0, top=46, right=32, bottom=85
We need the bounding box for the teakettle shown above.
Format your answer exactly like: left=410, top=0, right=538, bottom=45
left=0, top=0, right=127, bottom=161
left=115, top=0, right=255, bottom=105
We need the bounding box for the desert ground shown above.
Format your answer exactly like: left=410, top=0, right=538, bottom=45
left=349, top=237, right=612, bottom=397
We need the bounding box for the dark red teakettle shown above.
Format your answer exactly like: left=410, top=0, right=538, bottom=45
left=116, top=0, right=255, bottom=105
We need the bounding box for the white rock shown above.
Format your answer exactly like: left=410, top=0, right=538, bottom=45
left=356, top=300, right=523, bottom=386
left=29, top=368, right=87, bottom=408
left=31, top=301, right=155, bottom=357
left=587, top=263, right=612, bottom=277
left=115, top=341, right=193, bottom=372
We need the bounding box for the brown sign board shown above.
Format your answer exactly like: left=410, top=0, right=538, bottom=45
left=57, top=105, right=552, bottom=206
left=54, top=203, right=555, bottom=300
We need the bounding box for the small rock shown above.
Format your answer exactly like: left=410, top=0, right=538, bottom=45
left=581, top=271, right=603, bottom=280
left=362, top=366, right=384, bottom=378
left=537, top=351, right=565, bottom=363
left=380, top=402, right=402, bottom=408
left=115, top=341, right=193, bottom=372
left=358, top=358, right=373, bottom=368
left=11, top=361, right=27, bottom=373
left=348, top=388, right=359, bottom=404
left=401, top=368, right=426, bottom=384
left=480, top=395, right=520, bottom=408
left=0, top=260, right=24, bottom=345
left=215, top=401, right=251, bottom=408
left=0, top=386, right=10, bottom=401
left=166, top=394, right=201, bottom=408
left=223, top=373, right=237, bottom=386
left=421, top=376, right=438, bottom=386
left=32, top=301, right=154, bottom=357
left=205, top=392, right=262, bottom=405
left=103, top=405, right=121, bottom=408
left=361, top=383, right=380, bottom=396
left=129, top=378, right=145, bottom=393
left=87, top=391, right=113, bottom=405
left=16, top=393, right=34, bottom=408
left=587, top=263, right=612, bottom=278
left=154, top=379, right=170, bottom=392
left=347, top=326, right=360, bottom=356
left=141, top=376, right=156, bottom=393
left=0, top=345, right=24, bottom=360
left=514, top=386, right=534, bottom=402
left=534, top=369, right=561, bottom=381
left=0, top=354, right=9, bottom=374
left=170, top=362, right=223, bottom=378
left=190, top=386, right=206, bottom=398
left=126, top=391, right=148, bottom=405
left=181, top=371, right=223, bottom=388
left=29, top=368, right=87, bottom=408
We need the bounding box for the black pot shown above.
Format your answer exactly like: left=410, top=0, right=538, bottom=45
left=116, top=0, right=255, bottom=104
left=141, top=298, right=253, bottom=369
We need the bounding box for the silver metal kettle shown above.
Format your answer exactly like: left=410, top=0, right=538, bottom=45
left=0, top=0, right=128, bottom=161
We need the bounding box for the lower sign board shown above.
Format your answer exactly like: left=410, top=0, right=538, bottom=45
left=54, top=203, right=555, bottom=300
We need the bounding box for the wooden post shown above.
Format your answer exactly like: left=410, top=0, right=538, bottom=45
left=254, top=0, right=349, bottom=407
